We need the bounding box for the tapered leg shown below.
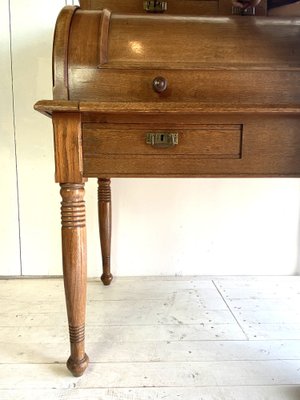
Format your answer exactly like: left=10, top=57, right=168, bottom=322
left=98, top=178, right=113, bottom=286
left=60, top=183, right=89, bottom=377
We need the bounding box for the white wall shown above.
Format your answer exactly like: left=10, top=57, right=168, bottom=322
left=9, top=0, right=66, bottom=276
left=1, top=0, right=300, bottom=277
left=0, top=0, right=20, bottom=275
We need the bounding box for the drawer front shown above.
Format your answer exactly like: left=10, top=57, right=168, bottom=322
left=83, top=124, right=242, bottom=159
left=69, top=69, right=300, bottom=105
left=82, top=117, right=300, bottom=178
left=83, top=123, right=243, bottom=176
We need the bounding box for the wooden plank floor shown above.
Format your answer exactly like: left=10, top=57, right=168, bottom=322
left=1, top=276, right=300, bottom=399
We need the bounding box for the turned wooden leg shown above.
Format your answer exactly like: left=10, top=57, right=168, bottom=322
left=60, top=183, right=89, bottom=377
left=98, top=178, right=113, bottom=286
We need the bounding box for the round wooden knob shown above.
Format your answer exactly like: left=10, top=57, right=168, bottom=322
left=152, top=76, right=168, bottom=93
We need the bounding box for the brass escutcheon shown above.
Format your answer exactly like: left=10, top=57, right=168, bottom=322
left=146, top=132, right=178, bottom=148
left=232, top=5, right=255, bottom=15
left=144, top=1, right=167, bottom=13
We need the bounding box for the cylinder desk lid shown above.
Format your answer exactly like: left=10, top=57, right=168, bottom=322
left=66, top=10, right=300, bottom=69
left=52, top=7, right=300, bottom=104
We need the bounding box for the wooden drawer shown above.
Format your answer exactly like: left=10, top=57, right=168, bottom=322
left=82, top=117, right=300, bottom=178
left=83, top=123, right=241, bottom=157
left=69, top=69, right=300, bottom=105
left=83, top=123, right=242, bottom=176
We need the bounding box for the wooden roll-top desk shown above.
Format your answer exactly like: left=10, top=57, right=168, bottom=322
left=35, top=4, right=300, bottom=376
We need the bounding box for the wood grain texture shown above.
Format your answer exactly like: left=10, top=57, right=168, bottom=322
left=69, top=69, right=300, bottom=104
left=60, top=183, right=89, bottom=376
left=68, top=15, right=300, bottom=70
left=34, top=100, right=79, bottom=117
left=0, top=322, right=247, bottom=344
left=34, top=100, right=300, bottom=116
left=98, top=178, right=113, bottom=285
left=99, top=9, right=111, bottom=65
left=82, top=117, right=300, bottom=178
left=215, top=276, right=300, bottom=340
left=52, top=112, right=86, bottom=183
left=83, top=124, right=242, bottom=157
left=1, top=386, right=299, bottom=400
left=1, top=277, right=300, bottom=396
left=52, top=6, right=78, bottom=99
left=3, top=339, right=300, bottom=363
left=1, top=360, right=300, bottom=388
left=65, top=11, right=300, bottom=111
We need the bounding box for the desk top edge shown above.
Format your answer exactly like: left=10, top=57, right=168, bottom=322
left=34, top=100, right=300, bottom=117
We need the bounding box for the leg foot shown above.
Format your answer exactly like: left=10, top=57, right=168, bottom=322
left=101, top=272, right=113, bottom=286
left=67, top=353, right=89, bottom=377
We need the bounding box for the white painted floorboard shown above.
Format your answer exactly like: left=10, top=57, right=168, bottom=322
left=1, top=276, right=300, bottom=399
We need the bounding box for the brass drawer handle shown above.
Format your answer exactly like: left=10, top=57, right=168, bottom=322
left=144, top=1, right=167, bottom=13
left=146, top=132, right=178, bottom=148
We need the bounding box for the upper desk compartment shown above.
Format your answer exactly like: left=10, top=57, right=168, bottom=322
left=53, top=7, right=300, bottom=104
left=79, top=0, right=221, bottom=14
left=78, top=0, right=267, bottom=16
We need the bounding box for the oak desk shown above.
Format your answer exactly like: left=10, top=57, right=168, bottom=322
left=35, top=8, right=300, bottom=376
